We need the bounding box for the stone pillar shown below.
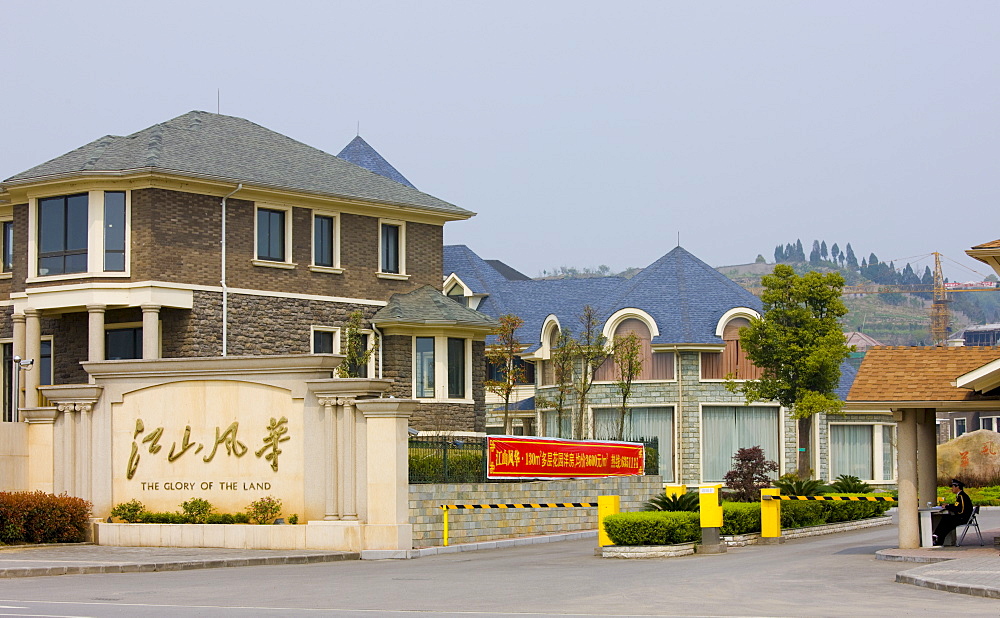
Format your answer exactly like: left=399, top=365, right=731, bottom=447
left=87, top=305, right=106, bottom=362
left=357, top=398, right=416, bottom=551
left=141, top=305, right=160, bottom=359
left=318, top=397, right=340, bottom=520
left=917, top=408, right=938, bottom=508
left=339, top=398, right=358, bottom=521
left=24, top=309, right=40, bottom=408
left=12, top=313, right=25, bottom=410
left=58, top=404, right=76, bottom=496
left=896, top=409, right=919, bottom=549
left=22, top=408, right=58, bottom=493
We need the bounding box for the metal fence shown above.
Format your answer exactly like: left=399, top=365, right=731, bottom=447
left=408, top=435, right=659, bottom=484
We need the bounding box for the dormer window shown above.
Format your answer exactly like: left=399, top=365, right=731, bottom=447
left=447, top=284, right=467, bottom=306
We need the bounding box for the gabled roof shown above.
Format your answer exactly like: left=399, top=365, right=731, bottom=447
left=373, top=285, right=496, bottom=329
left=443, top=245, right=762, bottom=349
left=337, top=135, right=416, bottom=189
left=847, top=346, right=1000, bottom=404
left=3, top=111, right=471, bottom=218
left=971, top=239, right=1000, bottom=249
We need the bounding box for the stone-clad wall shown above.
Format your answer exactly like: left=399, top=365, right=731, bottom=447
left=409, top=475, right=663, bottom=547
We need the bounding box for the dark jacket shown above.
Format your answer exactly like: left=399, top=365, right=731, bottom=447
left=943, top=489, right=973, bottom=523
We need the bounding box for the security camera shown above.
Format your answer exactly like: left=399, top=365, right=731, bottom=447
left=407, top=427, right=419, bottom=436
left=18, top=359, right=33, bottom=369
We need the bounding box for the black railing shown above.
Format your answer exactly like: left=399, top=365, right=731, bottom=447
left=408, top=435, right=660, bottom=484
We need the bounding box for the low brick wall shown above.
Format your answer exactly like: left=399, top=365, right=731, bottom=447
left=410, top=476, right=663, bottom=547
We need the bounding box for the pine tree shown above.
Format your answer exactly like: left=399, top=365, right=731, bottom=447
left=845, top=244, right=858, bottom=269
left=774, top=245, right=785, bottom=263
left=922, top=266, right=933, bottom=285
left=820, top=240, right=828, bottom=261
left=795, top=239, right=805, bottom=261
left=831, top=243, right=840, bottom=263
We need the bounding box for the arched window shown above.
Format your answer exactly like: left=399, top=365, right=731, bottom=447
left=595, top=318, right=674, bottom=381
left=702, top=317, right=762, bottom=380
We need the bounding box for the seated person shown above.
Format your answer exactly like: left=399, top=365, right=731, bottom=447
left=932, top=478, right=973, bottom=546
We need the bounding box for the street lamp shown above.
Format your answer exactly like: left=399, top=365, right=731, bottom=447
left=11, top=355, right=33, bottom=423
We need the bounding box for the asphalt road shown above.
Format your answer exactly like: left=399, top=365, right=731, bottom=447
left=0, top=522, right=997, bottom=617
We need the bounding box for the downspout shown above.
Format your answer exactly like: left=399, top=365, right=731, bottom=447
left=221, top=184, right=243, bottom=356
left=371, top=321, right=383, bottom=379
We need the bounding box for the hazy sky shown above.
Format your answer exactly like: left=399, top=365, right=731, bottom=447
left=2, top=1, right=997, bottom=280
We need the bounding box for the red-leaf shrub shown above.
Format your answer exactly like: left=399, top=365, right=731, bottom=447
left=0, top=491, right=92, bottom=544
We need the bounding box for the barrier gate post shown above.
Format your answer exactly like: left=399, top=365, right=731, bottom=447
left=597, top=495, right=620, bottom=547
left=760, top=488, right=783, bottom=544
left=696, top=483, right=727, bottom=554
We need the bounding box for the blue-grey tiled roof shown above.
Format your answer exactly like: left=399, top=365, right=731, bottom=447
left=834, top=361, right=858, bottom=400
left=443, top=245, right=762, bottom=349
left=490, top=397, right=535, bottom=412
left=4, top=112, right=470, bottom=218
left=337, top=135, right=416, bottom=189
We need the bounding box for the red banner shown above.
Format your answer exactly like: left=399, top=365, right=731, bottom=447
left=487, top=436, right=645, bottom=479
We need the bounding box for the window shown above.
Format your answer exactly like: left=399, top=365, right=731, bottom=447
left=106, top=327, right=142, bottom=360
left=104, top=191, right=126, bottom=271
left=594, top=406, right=674, bottom=481
left=702, top=406, right=779, bottom=482
left=38, top=193, right=88, bottom=276
left=415, top=337, right=435, bottom=398
left=829, top=424, right=895, bottom=482
left=446, top=284, right=467, bottom=306
left=413, top=336, right=470, bottom=400
left=379, top=221, right=404, bottom=275
left=39, top=339, right=52, bottom=386
left=2, top=342, right=11, bottom=422
left=487, top=357, right=535, bottom=384
left=981, top=416, right=999, bottom=432
left=594, top=318, right=673, bottom=381
left=448, top=338, right=465, bottom=398
left=256, top=208, right=286, bottom=262
left=702, top=317, right=762, bottom=380
left=343, top=333, right=370, bottom=378
left=2, top=220, right=12, bottom=273
left=313, top=214, right=335, bottom=268
left=954, top=418, right=967, bottom=438
left=313, top=329, right=335, bottom=354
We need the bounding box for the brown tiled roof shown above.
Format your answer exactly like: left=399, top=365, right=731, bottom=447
left=971, top=239, right=1000, bottom=249
left=848, top=346, right=1000, bottom=403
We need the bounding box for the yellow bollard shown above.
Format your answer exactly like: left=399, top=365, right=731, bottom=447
left=760, top=488, right=782, bottom=542
left=698, top=484, right=723, bottom=528
left=597, top=495, right=620, bottom=546
left=664, top=484, right=687, bottom=498
left=442, top=506, right=449, bottom=546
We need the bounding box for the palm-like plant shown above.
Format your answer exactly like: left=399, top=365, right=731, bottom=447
left=829, top=474, right=872, bottom=493
left=773, top=474, right=828, bottom=496
left=642, top=491, right=700, bottom=512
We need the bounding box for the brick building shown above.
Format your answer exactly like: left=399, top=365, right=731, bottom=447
left=0, top=111, right=492, bottom=431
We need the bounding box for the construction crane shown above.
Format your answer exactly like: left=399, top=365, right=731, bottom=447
left=747, top=252, right=999, bottom=345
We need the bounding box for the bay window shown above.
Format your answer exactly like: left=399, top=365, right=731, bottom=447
left=38, top=193, right=88, bottom=275
left=413, top=335, right=470, bottom=400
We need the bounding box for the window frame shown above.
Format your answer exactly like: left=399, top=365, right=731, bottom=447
left=27, top=190, right=131, bottom=283
left=828, top=422, right=896, bottom=483
left=378, top=219, right=409, bottom=279
left=37, top=192, right=89, bottom=277
left=412, top=335, right=472, bottom=402
left=954, top=417, right=967, bottom=438
left=310, top=211, right=343, bottom=273
left=252, top=203, right=294, bottom=268
left=311, top=326, right=339, bottom=355
left=699, top=403, right=782, bottom=483
left=1, top=218, right=12, bottom=276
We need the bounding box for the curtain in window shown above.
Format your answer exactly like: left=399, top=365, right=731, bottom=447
left=881, top=426, right=895, bottom=481
left=544, top=410, right=572, bottom=439
left=593, top=407, right=673, bottom=482
left=701, top=406, right=779, bottom=482
left=830, top=424, right=873, bottom=480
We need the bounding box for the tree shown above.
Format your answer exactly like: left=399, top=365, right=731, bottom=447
left=794, top=239, right=805, bottom=261
left=723, top=446, right=779, bottom=502
left=571, top=305, right=607, bottom=439
left=774, top=245, right=785, bottom=263
left=820, top=240, right=828, bottom=261
left=831, top=243, right=840, bottom=263
left=337, top=310, right=378, bottom=378
left=810, top=240, right=821, bottom=265
left=755, top=254, right=766, bottom=264
left=728, top=264, right=851, bottom=477
left=611, top=332, right=643, bottom=440
left=549, top=329, right=575, bottom=438
left=484, top=314, right=526, bottom=435
left=845, top=243, right=858, bottom=269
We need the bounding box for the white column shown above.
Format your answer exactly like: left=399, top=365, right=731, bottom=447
left=141, top=305, right=160, bottom=359
left=896, top=409, right=919, bottom=549
left=357, top=398, right=416, bottom=551
left=12, top=313, right=25, bottom=410
left=339, top=398, right=358, bottom=520
left=318, top=397, right=340, bottom=520
left=58, top=404, right=76, bottom=495
left=87, top=304, right=106, bottom=362
left=917, top=408, right=938, bottom=508
left=24, top=309, right=40, bottom=408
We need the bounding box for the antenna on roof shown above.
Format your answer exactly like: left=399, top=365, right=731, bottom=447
left=677, top=232, right=680, bottom=247
left=356, top=121, right=360, bottom=137
left=217, top=89, right=220, bottom=114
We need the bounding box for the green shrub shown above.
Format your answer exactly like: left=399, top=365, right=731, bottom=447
left=180, top=498, right=214, bottom=524
left=642, top=491, right=700, bottom=512
left=602, top=511, right=700, bottom=546
left=819, top=498, right=890, bottom=522
left=110, top=499, right=146, bottom=523
left=828, top=475, right=872, bottom=493
left=781, top=501, right=826, bottom=528
left=138, top=511, right=187, bottom=524
left=205, top=513, right=235, bottom=525
left=0, top=491, right=92, bottom=544
left=232, top=512, right=251, bottom=524
left=288, top=514, right=299, bottom=525
left=246, top=496, right=282, bottom=525
left=409, top=452, right=483, bottom=483
left=643, top=447, right=659, bottom=475
left=720, top=502, right=761, bottom=535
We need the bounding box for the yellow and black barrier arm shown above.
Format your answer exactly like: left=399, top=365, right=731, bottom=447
left=440, top=502, right=597, bottom=546
left=761, top=495, right=897, bottom=501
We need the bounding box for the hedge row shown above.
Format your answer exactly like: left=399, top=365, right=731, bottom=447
left=604, top=499, right=891, bottom=546
left=0, top=491, right=92, bottom=545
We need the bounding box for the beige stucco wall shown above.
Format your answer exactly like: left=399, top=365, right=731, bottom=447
left=0, top=422, right=28, bottom=490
